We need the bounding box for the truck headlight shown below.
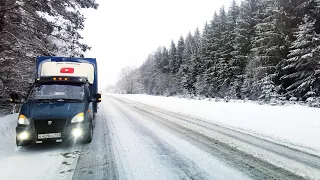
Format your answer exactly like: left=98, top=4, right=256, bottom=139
left=18, top=114, right=30, bottom=125
left=71, top=113, right=84, bottom=123
left=72, top=128, right=83, bottom=138
left=17, top=131, right=30, bottom=140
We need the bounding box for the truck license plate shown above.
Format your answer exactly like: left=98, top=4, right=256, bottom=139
left=38, top=133, right=61, bottom=139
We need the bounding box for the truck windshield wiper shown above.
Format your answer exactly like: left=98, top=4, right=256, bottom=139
left=28, top=98, right=81, bottom=102
left=28, top=99, right=52, bottom=102
left=56, top=98, right=82, bottom=102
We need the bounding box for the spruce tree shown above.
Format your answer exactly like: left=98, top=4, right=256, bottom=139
left=175, top=36, right=185, bottom=74
left=190, top=28, right=202, bottom=95
left=216, top=6, right=232, bottom=97
left=236, top=0, right=264, bottom=99
left=169, top=40, right=177, bottom=74
left=204, top=12, right=220, bottom=97
left=195, top=22, right=211, bottom=96
left=281, top=15, right=320, bottom=98
left=226, top=0, right=241, bottom=98
left=180, top=31, right=201, bottom=94
left=154, top=47, right=169, bottom=73
left=297, top=0, right=320, bottom=33
left=249, top=1, right=288, bottom=98
left=259, top=74, right=279, bottom=101
left=162, top=47, right=170, bottom=73
left=178, top=32, right=194, bottom=93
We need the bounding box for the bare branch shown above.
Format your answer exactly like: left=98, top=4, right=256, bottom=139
left=0, top=30, right=20, bottom=44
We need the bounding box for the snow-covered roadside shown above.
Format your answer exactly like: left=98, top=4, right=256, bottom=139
left=0, top=113, right=18, bottom=157
left=0, top=108, right=10, bottom=117
left=109, top=93, right=320, bottom=155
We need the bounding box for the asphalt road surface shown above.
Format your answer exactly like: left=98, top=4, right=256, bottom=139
left=1, top=95, right=319, bottom=180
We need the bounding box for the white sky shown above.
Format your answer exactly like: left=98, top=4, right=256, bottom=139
left=81, top=0, right=233, bottom=88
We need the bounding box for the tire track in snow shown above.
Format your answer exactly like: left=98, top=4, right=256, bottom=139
left=72, top=105, right=119, bottom=180
left=110, top=96, right=308, bottom=180
left=108, top=97, right=213, bottom=180
left=131, top=100, right=320, bottom=170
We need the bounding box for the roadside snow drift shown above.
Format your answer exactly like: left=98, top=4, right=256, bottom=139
left=110, top=94, right=320, bottom=154
left=0, top=113, right=18, bottom=156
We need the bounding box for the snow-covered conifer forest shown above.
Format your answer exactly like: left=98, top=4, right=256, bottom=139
left=116, top=0, right=320, bottom=105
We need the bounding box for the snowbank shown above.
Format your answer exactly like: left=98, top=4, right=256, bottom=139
left=109, top=94, right=320, bottom=154
left=0, top=109, right=9, bottom=117
left=0, top=113, right=18, bottom=156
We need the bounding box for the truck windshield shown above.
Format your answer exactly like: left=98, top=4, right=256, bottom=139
left=28, top=84, right=85, bottom=101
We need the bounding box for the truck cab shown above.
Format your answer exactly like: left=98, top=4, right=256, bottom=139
left=11, top=56, right=101, bottom=146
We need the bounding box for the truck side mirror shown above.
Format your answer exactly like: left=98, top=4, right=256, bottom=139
left=10, top=92, right=22, bottom=104
left=95, top=93, right=101, bottom=102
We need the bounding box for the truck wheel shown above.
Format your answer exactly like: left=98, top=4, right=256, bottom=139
left=83, top=123, right=93, bottom=144
left=16, top=137, right=31, bottom=146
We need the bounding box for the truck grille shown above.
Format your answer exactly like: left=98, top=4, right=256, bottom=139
left=33, top=119, right=67, bottom=134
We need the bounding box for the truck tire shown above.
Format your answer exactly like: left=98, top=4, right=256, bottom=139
left=16, top=137, right=31, bottom=146
left=83, top=122, right=93, bottom=144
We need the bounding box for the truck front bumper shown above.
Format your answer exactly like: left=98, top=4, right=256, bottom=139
left=16, top=122, right=90, bottom=143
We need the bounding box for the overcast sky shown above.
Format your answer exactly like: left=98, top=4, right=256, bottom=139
left=81, top=0, right=233, bottom=88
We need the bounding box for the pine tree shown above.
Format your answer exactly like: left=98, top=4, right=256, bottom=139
left=234, top=0, right=264, bottom=64
left=189, top=28, right=202, bottom=95
left=183, top=32, right=194, bottom=64
left=297, top=0, right=320, bottom=33
left=175, top=36, right=185, bottom=74
left=226, top=0, right=241, bottom=98
left=281, top=15, right=320, bottom=98
left=199, top=22, right=211, bottom=72
left=154, top=47, right=169, bottom=73
left=178, top=32, right=194, bottom=93
left=180, top=30, right=201, bottom=94
left=162, top=47, right=170, bottom=73
left=259, top=74, right=279, bottom=101
left=268, top=0, right=320, bottom=98
left=169, top=40, right=177, bottom=74
left=203, top=12, right=220, bottom=97
left=154, top=47, right=163, bottom=70
left=193, top=28, right=201, bottom=56
left=195, top=22, right=211, bottom=96
left=236, top=0, right=265, bottom=99
left=248, top=1, right=288, bottom=98
left=216, top=6, right=232, bottom=97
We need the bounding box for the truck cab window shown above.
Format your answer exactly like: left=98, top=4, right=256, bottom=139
left=28, top=84, right=85, bottom=101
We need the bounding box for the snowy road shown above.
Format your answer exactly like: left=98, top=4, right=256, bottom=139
left=0, top=95, right=319, bottom=180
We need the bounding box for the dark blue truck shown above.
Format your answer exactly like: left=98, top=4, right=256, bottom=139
left=10, top=56, right=101, bottom=146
